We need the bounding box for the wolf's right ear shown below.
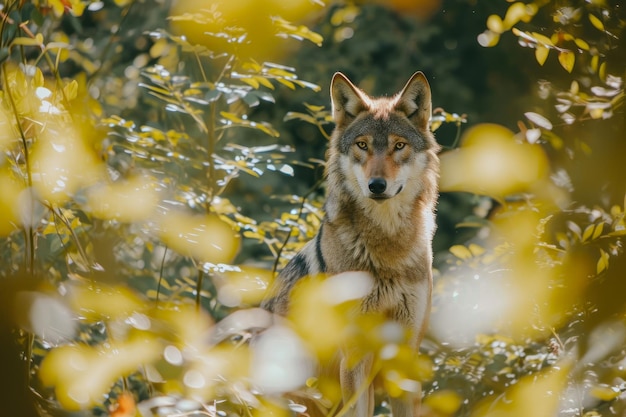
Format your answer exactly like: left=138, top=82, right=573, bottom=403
left=331, top=72, right=369, bottom=127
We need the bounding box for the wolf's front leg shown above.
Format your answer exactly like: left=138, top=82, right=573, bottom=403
left=389, top=385, right=421, bottom=417
left=340, top=353, right=374, bottom=417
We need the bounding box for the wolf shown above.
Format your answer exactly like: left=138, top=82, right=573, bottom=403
left=262, top=71, right=440, bottom=417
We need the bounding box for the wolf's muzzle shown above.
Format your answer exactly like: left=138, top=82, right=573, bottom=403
left=368, top=177, right=387, bottom=194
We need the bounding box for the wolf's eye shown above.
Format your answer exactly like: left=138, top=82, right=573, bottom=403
left=356, top=141, right=368, bottom=150
left=395, top=142, right=407, bottom=150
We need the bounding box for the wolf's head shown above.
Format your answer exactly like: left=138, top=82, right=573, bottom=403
left=328, top=72, right=439, bottom=204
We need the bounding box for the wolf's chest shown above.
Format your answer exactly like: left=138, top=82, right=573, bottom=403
left=340, top=222, right=419, bottom=271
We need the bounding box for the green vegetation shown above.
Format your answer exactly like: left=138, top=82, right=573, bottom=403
left=0, top=1, right=624, bottom=416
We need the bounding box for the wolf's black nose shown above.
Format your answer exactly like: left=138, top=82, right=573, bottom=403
left=368, top=178, right=387, bottom=194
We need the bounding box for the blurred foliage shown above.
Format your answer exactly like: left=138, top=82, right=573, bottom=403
left=0, top=0, right=625, bottom=417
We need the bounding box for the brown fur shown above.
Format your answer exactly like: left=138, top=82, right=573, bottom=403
left=262, top=72, right=440, bottom=417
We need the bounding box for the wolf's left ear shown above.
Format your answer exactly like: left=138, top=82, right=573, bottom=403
left=395, top=72, right=432, bottom=131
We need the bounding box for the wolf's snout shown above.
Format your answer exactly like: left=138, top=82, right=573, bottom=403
left=368, top=177, right=387, bottom=194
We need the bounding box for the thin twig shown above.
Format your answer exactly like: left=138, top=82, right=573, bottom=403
left=272, top=176, right=325, bottom=276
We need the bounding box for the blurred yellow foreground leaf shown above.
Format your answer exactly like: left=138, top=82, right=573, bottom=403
left=39, top=338, right=160, bottom=411
left=159, top=211, right=241, bottom=265
left=440, top=123, right=549, bottom=198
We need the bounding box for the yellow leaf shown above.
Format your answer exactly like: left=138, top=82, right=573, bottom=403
left=504, top=2, right=527, bottom=28
left=599, top=61, right=606, bottom=80
left=43, top=222, right=57, bottom=236
left=11, top=37, right=42, bottom=47
left=535, top=45, right=549, bottom=65
left=63, top=80, right=78, bottom=101
left=477, top=30, right=500, bottom=47
left=424, top=390, right=463, bottom=415
left=558, top=51, right=575, bottom=73
left=255, top=76, right=275, bottom=90
left=486, top=14, right=504, bottom=34
left=551, top=32, right=559, bottom=45
left=267, top=68, right=296, bottom=78
left=149, top=39, right=168, bottom=58
left=590, top=55, right=599, bottom=72
left=574, top=38, right=590, bottom=50
left=531, top=32, right=553, bottom=46
left=592, top=222, right=604, bottom=240
left=69, top=0, right=86, bottom=16
left=450, top=245, right=473, bottom=260
left=430, top=119, right=442, bottom=132
left=597, top=249, right=609, bottom=274
left=590, top=385, right=621, bottom=401
left=589, top=14, right=605, bottom=31
left=589, top=106, right=604, bottom=119
left=220, top=111, right=242, bottom=123
left=47, top=0, right=65, bottom=16
left=468, top=243, right=485, bottom=257
left=34, top=68, right=45, bottom=88
left=582, top=224, right=594, bottom=242
left=240, top=77, right=260, bottom=89
left=276, top=78, right=295, bottom=90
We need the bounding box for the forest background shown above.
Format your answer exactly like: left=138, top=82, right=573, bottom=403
left=0, top=0, right=625, bottom=416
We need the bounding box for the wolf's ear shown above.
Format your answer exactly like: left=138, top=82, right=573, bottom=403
left=395, top=72, right=432, bottom=131
left=331, top=72, right=369, bottom=127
